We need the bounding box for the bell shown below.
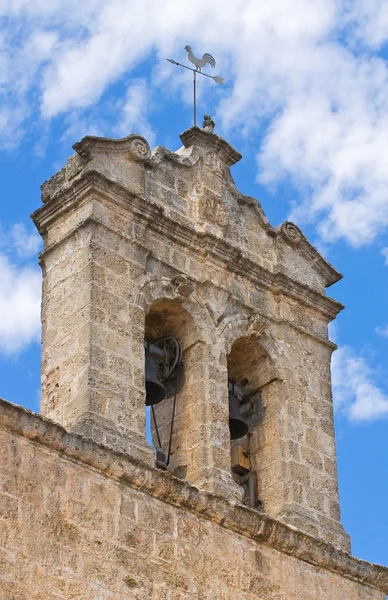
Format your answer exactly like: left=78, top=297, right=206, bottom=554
left=145, top=343, right=167, bottom=406
left=229, top=383, right=249, bottom=440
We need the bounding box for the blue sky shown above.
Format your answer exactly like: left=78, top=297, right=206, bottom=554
left=0, top=0, right=387, bottom=568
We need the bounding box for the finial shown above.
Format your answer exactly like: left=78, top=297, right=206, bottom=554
left=203, top=115, right=215, bottom=133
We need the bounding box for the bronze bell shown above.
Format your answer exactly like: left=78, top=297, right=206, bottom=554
left=145, top=342, right=167, bottom=406
left=229, top=381, right=249, bottom=440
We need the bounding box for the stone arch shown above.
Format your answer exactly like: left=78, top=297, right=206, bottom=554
left=219, top=312, right=286, bottom=376
left=227, top=334, right=276, bottom=394
left=138, top=274, right=216, bottom=346
left=140, top=276, right=220, bottom=484
left=219, top=312, right=286, bottom=509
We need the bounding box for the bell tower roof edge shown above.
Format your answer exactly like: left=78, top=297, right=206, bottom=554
left=180, top=125, right=242, bottom=167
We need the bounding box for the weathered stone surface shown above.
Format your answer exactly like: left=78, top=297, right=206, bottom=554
left=17, top=122, right=387, bottom=597
left=31, top=125, right=352, bottom=544
left=1, top=399, right=388, bottom=599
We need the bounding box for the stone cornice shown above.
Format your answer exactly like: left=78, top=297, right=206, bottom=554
left=272, top=272, right=344, bottom=320
left=1, top=398, right=387, bottom=594
left=32, top=173, right=97, bottom=233
left=33, top=170, right=344, bottom=321
left=36, top=213, right=339, bottom=349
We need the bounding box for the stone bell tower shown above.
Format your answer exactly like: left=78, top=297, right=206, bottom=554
left=33, top=121, right=349, bottom=551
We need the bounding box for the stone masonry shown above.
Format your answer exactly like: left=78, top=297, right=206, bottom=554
left=1, top=400, right=388, bottom=599
left=32, top=124, right=348, bottom=546
left=1, top=123, right=387, bottom=599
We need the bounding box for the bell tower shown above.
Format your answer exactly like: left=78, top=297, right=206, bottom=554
left=33, top=122, right=350, bottom=550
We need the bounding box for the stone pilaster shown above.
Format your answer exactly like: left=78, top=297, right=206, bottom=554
left=33, top=162, right=154, bottom=464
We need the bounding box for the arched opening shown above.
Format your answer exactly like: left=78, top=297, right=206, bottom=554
left=227, top=334, right=275, bottom=509
left=144, top=298, right=203, bottom=479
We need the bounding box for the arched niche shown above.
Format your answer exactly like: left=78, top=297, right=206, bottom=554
left=145, top=298, right=211, bottom=481
left=145, top=298, right=198, bottom=349
left=138, top=274, right=215, bottom=346
left=227, top=334, right=274, bottom=393
left=226, top=332, right=279, bottom=509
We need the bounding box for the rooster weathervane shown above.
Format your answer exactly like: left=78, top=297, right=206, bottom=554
left=167, top=45, right=225, bottom=127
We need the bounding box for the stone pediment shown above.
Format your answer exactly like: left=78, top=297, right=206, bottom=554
left=40, top=125, right=341, bottom=295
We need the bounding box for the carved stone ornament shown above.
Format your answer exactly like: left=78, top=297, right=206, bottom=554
left=248, top=312, right=270, bottom=336
left=281, top=221, right=303, bottom=245
left=128, top=137, right=151, bottom=161
left=202, top=193, right=229, bottom=228
left=172, top=274, right=196, bottom=297
left=203, top=115, right=215, bottom=133
left=204, top=153, right=223, bottom=177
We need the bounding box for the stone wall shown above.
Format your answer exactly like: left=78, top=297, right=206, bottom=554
left=1, top=400, right=388, bottom=600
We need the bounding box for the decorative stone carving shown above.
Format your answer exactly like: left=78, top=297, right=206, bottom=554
left=72, top=134, right=151, bottom=164
left=172, top=274, right=196, bottom=297
left=281, top=221, right=303, bottom=245
left=248, top=312, right=270, bottom=336
left=202, top=192, right=229, bottom=227
left=127, top=136, right=151, bottom=161
left=203, top=114, right=215, bottom=133
left=204, top=152, right=223, bottom=177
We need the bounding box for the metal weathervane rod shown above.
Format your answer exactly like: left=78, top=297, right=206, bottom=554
left=167, top=45, right=225, bottom=127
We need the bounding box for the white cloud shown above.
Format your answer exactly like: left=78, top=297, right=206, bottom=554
left=2, top=1, right=388, bottom=246
left=342, top=0, right=388, bottom=49
left=9, top=223, right=42, bottom=258
left=332, top=345, right=388, bottom=421
left=0, top=222, right=42, bottom=355
left=375, top=325, right=388, bottom=338
left=0, top=105, right=28, bottom=150
left=59, top=111, right=106, bottom=147
left=115, top=79, right=155, bottom=144
left=382, top=248, right=388, bottom=265
left=0, top=254, right=41, bottom=355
